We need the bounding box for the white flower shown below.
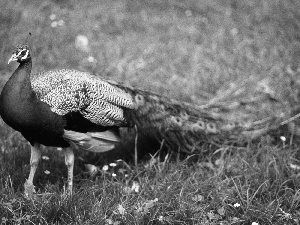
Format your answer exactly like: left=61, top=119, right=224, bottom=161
left=290, top=163, right=300, bottom=170
left=109, top=163, right=117, bottom=167
left=87, top=56, right=95, bottom=63
left=58, top=20, right=64, bottom=26
left=158, top=216, right=164, bottom=221
left=117, top=204, right=126, bottom=215
left=42, top=156, right=49, bottom=160
left=131, top=181, right=140, bottom=193
left=251, top=222, right=259, bottom=225
left=44, top=170, right=50, bottom=175
left=102, top=165, right=109, bottom=171
left=49, top=14, right=56, bottom=20
left=51, top=21, right=58, bottom=28
left=112, top=173, right=117, bottom=177
left=57, top=147, right=62, bottom=151
left=75, top=35, right=90, bottom=52
left=233, top=203, right=240, bottom=208
left=280, top=136, right=286, bottom=142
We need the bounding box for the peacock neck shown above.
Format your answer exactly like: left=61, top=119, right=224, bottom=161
left=0, top=58, right=36, bottom=118
left=13, top=59, right=33, bottom=91
left=5, top=59, right=35, bottom=102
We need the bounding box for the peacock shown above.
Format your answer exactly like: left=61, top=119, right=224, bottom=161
left=0, top=44, right=287, bottom=196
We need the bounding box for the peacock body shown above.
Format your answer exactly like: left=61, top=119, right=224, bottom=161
left=0, top=44, right=289, bottom=196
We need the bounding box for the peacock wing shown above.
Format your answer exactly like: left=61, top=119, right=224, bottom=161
left=33, top=70, right=135, bottom=127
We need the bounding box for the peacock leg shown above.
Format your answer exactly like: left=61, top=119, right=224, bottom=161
left=64, top=148, right=74, bottom=194
left=24, top=142, right=41, bottom=198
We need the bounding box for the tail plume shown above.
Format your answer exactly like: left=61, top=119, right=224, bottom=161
left=112, top=82, right=286, bottom=153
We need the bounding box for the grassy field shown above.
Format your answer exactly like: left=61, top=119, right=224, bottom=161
left=1, top=0, right=300, bottom=224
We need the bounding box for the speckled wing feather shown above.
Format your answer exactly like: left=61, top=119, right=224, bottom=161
left=31, top=69, right=134, bottom=127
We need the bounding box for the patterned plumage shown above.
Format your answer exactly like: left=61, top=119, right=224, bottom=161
left=32, top=69, right=134, bottom=127
left=115, top=84, right=287, bottom=153
left=0, top=45, right=288, bottom=196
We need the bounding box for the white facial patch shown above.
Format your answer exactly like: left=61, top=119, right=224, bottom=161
left=17, top=49, right=29, bottom=60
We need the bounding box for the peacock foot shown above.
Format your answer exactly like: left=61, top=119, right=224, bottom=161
left=24, top=179, right=36, bottom=198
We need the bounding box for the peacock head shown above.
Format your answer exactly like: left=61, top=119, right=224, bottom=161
left=8, top=45, right=31, bottom=64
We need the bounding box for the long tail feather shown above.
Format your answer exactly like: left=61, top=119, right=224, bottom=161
left=110, top=82, right=287, bottom=153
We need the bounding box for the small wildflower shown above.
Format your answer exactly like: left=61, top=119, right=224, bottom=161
left=251, top=222, right=259, bottom=225
left=44, top=170, right=50, bottom=175
left=290, top=163, right=300, bottom=170
left=75, top=35, right=89, bottom=52
left=233, top=203, right=240, bottom=208
left=112, top=173, right=117, bottom=177
left=158, top=216, right=164, bottom=222
left=280, top=136, right=286, bottom=142
left=124, top=174, right=129, bottom=178
left=117, top=204, right=126, bottom=215
left=131, top=181, right=140, bottom=193
left=42, top=156, right=49, bottom=160
left=57, top=147, right=62, bottom=151
left=102, top=165, right=109, bottom=171
left=87, top=56, right=95, bottom=63
left=58, top=20, right=64, bottom=26
left=51, top=21, right=58, bottom=28
left=49, top=14, right=56, bottom=20
left=109, top=163, right=117, bottom=167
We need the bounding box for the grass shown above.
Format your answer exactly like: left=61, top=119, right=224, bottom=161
left=1, top=0, right=300, bottom=224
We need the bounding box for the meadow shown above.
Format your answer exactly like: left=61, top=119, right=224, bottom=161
left=1, top=0, right=300, bottom=224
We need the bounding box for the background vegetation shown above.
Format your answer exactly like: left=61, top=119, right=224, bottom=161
left=1, top=0, right=300, bottom=224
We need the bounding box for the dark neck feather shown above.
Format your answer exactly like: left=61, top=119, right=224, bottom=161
left=0, top=58, right=35, bottom=115
left=8, top=58, right=35, bottom=100
left=15, top=59, right=32, bottom=86
left=0, top=57, right=37, bottom=130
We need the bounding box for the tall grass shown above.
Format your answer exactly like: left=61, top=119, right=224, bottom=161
left=1, top=0, right=300, bottom=224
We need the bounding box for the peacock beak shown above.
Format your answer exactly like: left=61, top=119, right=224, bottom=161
left=8, top=54, right=18, bottom=64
